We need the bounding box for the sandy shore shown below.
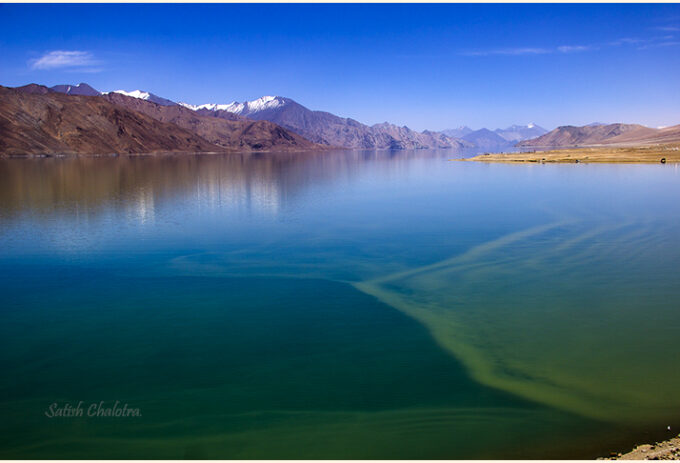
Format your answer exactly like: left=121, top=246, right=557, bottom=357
left=601, top=434, right=680, bottom=460
left=458, top=144, right=680, bottom=164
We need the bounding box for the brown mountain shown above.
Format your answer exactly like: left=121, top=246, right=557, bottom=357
left=609, top=124, right=680, bottom=145
left=0, top=85, right=220, bottom=156
left=518, top=123, right=679, bottom=147
left=101, top=92, right=319, bottom=152
left=0, top=84, right=322, bottom=156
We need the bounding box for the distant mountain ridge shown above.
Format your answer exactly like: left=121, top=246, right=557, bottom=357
left=180, top=95, right=471, bottom=150
left=442, top=126, right=473, bottom=138
left=442, top=124, right=548, bottom=151
left=442, top=123, right=548, bottom=150
left=495, top=123, right=547, bottom=142
left=460, top=128, right=510, bottom=151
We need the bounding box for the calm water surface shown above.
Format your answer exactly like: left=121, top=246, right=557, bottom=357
left=1, top=150, right=679, bottom=458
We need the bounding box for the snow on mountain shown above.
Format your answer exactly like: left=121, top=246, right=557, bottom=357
left=181, top=95, right=469, bottom=150
left=180, top=96, right=289, bottom=117
left=178, top=102, right=235, bottom=112
left=112, top=90, right=148, bottom=99
left=106, top=89, right=176, bottom=106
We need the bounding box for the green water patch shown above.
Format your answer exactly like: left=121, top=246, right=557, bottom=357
left=354, top=218, right=680, bottom=424
left=0, top=268, right=597, bottom=458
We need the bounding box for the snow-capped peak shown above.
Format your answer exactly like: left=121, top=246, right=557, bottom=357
left=104, top=89, right=177, bottom=106
left=247, top=95, right=282, bottom=111
left=178, top=102, right=237, bottom=112
left=179, top=95, right=288, bottom=116
left=224, top=96, right=287, bottom=115
left=527, top=122, right=535, bottom=129
left=111, top=89, right=151, bottom=100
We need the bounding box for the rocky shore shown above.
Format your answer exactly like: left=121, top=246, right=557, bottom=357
left=601, top=434, right=680, bottom=460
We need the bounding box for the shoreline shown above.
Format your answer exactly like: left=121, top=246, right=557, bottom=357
left=457, top=144, right=680, bottom=164
left=602, top=433, right=680, bottom=460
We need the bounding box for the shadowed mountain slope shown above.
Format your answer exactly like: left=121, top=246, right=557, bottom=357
left=50, top=83, right=100, bottom=96
left=102, top=93, right=320, bottom=152
left=1, top=84, right=322, bottom=156
left=0, top=85, right=220, bottom=156
left=461, top=128, right=513, bottom=151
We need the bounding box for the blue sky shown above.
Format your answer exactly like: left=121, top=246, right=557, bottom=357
left=1, top=3, right=679, bottom=131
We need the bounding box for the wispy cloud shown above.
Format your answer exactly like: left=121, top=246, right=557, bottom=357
left=637, top=40, right=680, bottom=50
left=462, top=44, right=591, bottom=57
left=29, top=50, right=100, bottom=71
left=462, top=33, right=678, bottom=58
left=653, top=26, right=680, bottom=32
left=460, top=47, right=550, bottom=57
left=608, top=37, right=645, bottom=46
left=557, top=45, right=593, bottom=53
left=609, top=34, right=680, bottom=50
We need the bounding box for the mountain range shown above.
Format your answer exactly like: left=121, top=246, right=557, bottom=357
left=37, top=83, right=547, bottom=151
left=0, top=84, right=318, bottom=156
left=3, top=81, right=677, bottom=157
left=64, top=85, right=480, bottom=150
left=3, top=83, right=477, bottom=153
left=180, top=95, right=472, bottom=150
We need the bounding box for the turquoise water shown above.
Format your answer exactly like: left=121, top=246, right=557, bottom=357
left=1, top=151, right=679, bottom=458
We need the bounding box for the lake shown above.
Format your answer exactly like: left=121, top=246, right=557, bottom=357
left=1, top=150, right=679, bottom=458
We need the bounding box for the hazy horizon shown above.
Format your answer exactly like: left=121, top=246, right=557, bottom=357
left=1, top=3, right=679, bottom=131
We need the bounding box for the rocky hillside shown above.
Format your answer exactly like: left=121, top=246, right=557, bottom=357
left=517, top=123, right=665, bottom=147
left=0, top=84, right=321, bottom=156
left=102, top=93, right=320, bottom=152
left=0, top=85, right=220, bottom=156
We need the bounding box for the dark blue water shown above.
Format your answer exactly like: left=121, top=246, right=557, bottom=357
left=1, top=151, right=679, bottom=458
